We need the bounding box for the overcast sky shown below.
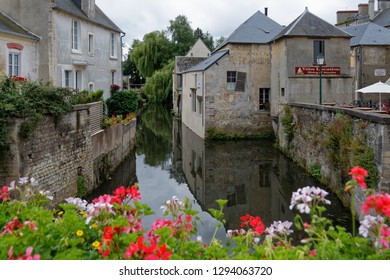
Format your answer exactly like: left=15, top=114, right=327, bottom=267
left=95, top=0, right=368, bottom=46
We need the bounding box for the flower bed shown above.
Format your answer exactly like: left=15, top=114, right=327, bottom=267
left=0, top=167, right=389, bottom=260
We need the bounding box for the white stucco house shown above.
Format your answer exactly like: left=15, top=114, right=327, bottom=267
left=0, top=11, right=40, bottom=80
left=0, top=0, right=124, bottom=99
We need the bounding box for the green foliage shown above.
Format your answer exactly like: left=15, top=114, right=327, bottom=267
left=143, top=61, right=174, bottom=103
left=0, top=77, right=84, bottom=161
left=106, top=90, right=139, bottom=116
left=325, top=113, right=378, bottom=188
left=130, top=31, right=172, bottom=78
left=281, top=106, right=295, bottom=144
left=309, top=163, right=321, bottom=180
left=0, top=170, right=389, bottom=260
left=77, top=175, right=86, bottom=198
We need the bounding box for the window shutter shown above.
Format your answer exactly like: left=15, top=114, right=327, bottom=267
left=235, top=72, right=246, bottom=92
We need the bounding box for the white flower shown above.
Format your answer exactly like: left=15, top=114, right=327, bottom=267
left=266, top=220, right=293, bottom=239
left=39, top=190, right=53, bottom=200
left=359, top=215, right=383, bottom=238
left=196, top=235, right=203, bottom=243
left=18, top=177, right=29, bottom=185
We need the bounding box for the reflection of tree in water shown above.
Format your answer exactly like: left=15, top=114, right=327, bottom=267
left=136, top=105, right=172, bottom=167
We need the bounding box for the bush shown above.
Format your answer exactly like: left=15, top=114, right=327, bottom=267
left=0, top=167, right=389, bottom=260
left=106, top=90, right=139, bottom=117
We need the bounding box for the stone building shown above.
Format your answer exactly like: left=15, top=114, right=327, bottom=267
left=179, top=9, right=353, bottom=139
left=173, top=38, right=211, bottom=115
left=180, top=11, right=283, bottom=139
left=343, top=22, right=390, bottom=98
left=270, top=8, right=353, bottom=117
left=0, top=11, right=40, bottom=80
left=0, top=0, right=124, bottom=99
left=336, top=0, right=390, bottom=27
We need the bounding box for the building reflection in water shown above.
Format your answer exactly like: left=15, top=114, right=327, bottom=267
left=174, top=121, right=351, bottom=232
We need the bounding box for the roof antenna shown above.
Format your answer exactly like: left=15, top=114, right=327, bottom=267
left=265, top=7, right=268, bottom=16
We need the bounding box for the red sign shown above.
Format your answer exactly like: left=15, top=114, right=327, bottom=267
left=295, top=66, right=341, bottom=75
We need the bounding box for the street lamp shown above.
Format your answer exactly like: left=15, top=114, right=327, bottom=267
left=316, top=54, right=325, bottom=105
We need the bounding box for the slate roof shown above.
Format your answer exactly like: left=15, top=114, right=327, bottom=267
left=185, top=50, right=229, bottom=73
left=343, top=22, right=390, bottom=46
left=273, top=8, right=351, bottom=41
left=175, top=57, right=208, bottom=73
left=215, top=11, right=283, bottom=51
left=53, top=0, right=123, bottom=33
left=0, top=11, right=40, bottom=40
left=373, top=8, right=390, bottom=27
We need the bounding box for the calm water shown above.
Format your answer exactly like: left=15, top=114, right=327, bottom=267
left=89, top=105, right=351, bottom=242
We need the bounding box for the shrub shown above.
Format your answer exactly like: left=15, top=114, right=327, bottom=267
left=106, top=90, right=139, bottom=117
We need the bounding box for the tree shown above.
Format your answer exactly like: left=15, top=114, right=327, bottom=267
left=130, top=31, right=171, bottom=78
left=143, top=60, right=174, bottom=104
left=123, top=40, right=143, bottom=85
left=167, top=15, right=196, bottom=56
left=193, top=28, right=214, bottom=51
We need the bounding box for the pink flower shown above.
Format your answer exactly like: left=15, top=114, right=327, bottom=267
left=8, top=246, right=40, bottom=260
left=309, top=250, right=317, bottom=257
left=0, top=186, right=10, bottom=201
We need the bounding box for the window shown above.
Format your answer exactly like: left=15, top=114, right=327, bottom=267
left=88, top=33, right=94, bottom=54
left=177, top=74, right=183, bottom=89
left=314, top=40, right=325, bottom=64
left=227, top=71, right=246, bottom=91
left=191, top=89, right=197, bottom=112
left=64, top=70, right=72, bottom=88
left=110, top=33, right=116, bottom=57
left=227, top=71, right=236, bottom=91
left=259, top=88, right=270, bottom=110
left=111, top=70, right=116, bottom=84
left=72, top=20, right=80, bottom=51
left=8, top=53, right=20, bottom=76
left=75, top=70, right=82, bottom=91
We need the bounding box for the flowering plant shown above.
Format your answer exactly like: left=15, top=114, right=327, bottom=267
left=101, top=113, right=135, bottom=128
left=0, top=167, right=389, bottom=260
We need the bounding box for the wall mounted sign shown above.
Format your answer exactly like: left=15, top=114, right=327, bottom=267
left=375, top=69, right=386, bottom=77
left=295, top=66, right=341, bottom=75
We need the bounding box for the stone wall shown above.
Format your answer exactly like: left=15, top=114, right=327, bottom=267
left=91, top=120, right=136, bottom=187
left=277, top=103, right=390, bottom=215
left=0, top=102, right=136, bottom=205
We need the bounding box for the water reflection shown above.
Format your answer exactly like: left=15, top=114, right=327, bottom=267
left=91, top=105, right=351, bottom=243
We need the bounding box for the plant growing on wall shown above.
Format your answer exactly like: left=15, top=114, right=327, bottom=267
left=281, top=106, right=295, bottom=144
left=325, top=113, right=378, bottom=188
left=0, top=77, right=86, bottom=162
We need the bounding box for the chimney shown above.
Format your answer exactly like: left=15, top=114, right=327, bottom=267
left=82, top=0, right=95, bottom=19
left=358, top=4, right=369, bottom=17
left=72, top=0, right=95, bottom=18
left=264, top=7, right=268, bottom=16
left=369, top=0, right=375, bottom=20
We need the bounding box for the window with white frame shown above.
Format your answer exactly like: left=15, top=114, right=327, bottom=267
left=88, top=33, right=94, bottom=55
left=227, top=71, right=236, bottom=91
left=191, top=89, right=197, bottom=112
left=64, top=70, right=72, bottom=88
left=110, top=33, right=116, bottom=57
left=72, top=19, right=80, bottom=51
left=8, top=52, right=20, bottom=76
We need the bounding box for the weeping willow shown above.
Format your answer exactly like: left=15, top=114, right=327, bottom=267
left=143, top=61, right=174, bottom=104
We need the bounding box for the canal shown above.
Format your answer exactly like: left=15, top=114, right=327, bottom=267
left=89, top=104, right=352, bottom=242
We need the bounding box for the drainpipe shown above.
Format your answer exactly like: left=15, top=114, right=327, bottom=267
left=120, top=32, right=126, bottom=88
